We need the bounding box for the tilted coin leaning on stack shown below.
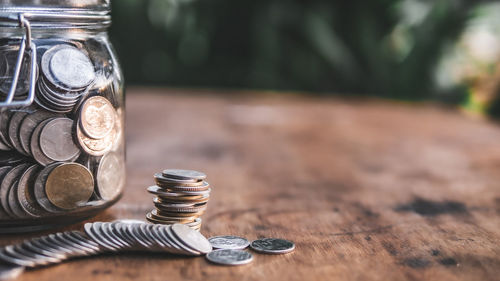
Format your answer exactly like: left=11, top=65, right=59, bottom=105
left=146, top=169, right=211, bottom=231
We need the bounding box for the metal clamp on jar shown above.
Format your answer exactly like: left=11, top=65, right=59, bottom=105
left=0, top=0, right=125, bottom=233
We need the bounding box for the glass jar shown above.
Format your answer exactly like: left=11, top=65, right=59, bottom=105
left=0, top=0, right=125, bottom=232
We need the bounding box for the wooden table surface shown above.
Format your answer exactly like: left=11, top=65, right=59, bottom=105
left=2, top=88, right=500, bottom=281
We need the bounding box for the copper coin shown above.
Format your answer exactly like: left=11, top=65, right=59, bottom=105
left=39, top=117, right=80, bottom=162
left=45, top=163, right=94, bottom=210
left=76, top=124, right=115, bottom=156
left=79, top=96, right=116, bottom=139
left=158, top=181, right=210, bottom=192
left=96, top=152, right=125, bottom=201
left=146, top=212, right=195, bottom=225
left=150, top=209, right=198, bottom=222
left=155, top=209, right=205, bottom=218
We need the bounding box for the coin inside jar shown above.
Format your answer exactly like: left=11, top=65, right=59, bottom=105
left=18, top=110, right=62, bottom=156
left=96, top=152, right=124, bottom=201
left=39, top=118, right=80, bottom=162
left=79, top=96, right=116, bottom=139
left=42, top=45, right=95, bottom=91
left=44, top=163, right=94, bottom=210
left=76, top=123, right=115, bottom=156
left=16, top=164, right=44, bottom=218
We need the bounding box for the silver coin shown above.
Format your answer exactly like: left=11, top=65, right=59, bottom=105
left=49, top=46, right=95, bottom=90
left=42, top=45, right=95, bottom=91
left=208, top=236, right=250, bottom=250
left=18, top=110, right=62, bottom=156
left=112, top=219, right=145, bottom=225
left=171, top=223, right=212, bottom=254
left=42, top=234, right=80, bottom=258
left=0, top=163, right=29, bottom=217
left=33, top=163, right=61, bottom=213
left=250, top=238, right=295, bottom=254
left=0, top=247, right=35, bottom=267
left=85, top=222, right=119, bottom=252
left=137, top=224, right=165, bottom=252
left=126, top=223, right=152, bottom=249
left=0, top=262, right=24, bottom=280
left=0, top=137, right=10, bottom=151
left=3, top=246, right=42, bottom=266
left=21, top=239, right=66, bottom=261
left=113, top=223, right=138, bottom=250
left=64, top=231, right=101, bottom=253
left=0, top=166, right=12, bottom=219
left=8, top=110, right=31, bottom=155
left=39, top=118, right=80, bottom=162
left=16, top=164, right=44, bottom=217
left=7, top=180, right=28, bottom=218
left=29, top=236, right=68, bottom=260
left=100, top=222, right=129, bottom=250
left=11, top=244, right=59, bottom=266
left=138, top=223, right=166, bottom=252
left=162, top=169, right=207, bottom=181
left=149, top=225, right=186, bottom=255
left=31, top=119, right=57, bottom=166
left=96, top=152, right=124, bottom=201
left=164, top=225, right=200, bottom=256
left=52, top=233, right=91, bottom=257
left=206, top=249, right=253, bottom=266
left=108, top=222, right=135, bottom=250
left=0, top=109, right=13, bottom=149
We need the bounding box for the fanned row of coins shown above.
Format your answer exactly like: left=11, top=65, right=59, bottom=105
left=0, top=42, right=124, bottom=221
left=0, top=221, right=212, bottom=279
left=147, top=169, right=211, bottom=231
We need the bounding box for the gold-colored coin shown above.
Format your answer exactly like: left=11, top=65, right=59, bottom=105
left=155, top=209, right=205, bottom=218
left=79, top=96, right=116, bottom=139
left=146, top=211, right=196, bottom=224
left=76, top=124, right=115, bottom=156
left=45, top=163, right=94, bottom=210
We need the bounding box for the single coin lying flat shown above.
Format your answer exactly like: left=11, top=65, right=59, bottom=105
left=250, top=238, right=295, bottom=254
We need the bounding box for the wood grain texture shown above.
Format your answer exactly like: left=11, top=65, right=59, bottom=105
left=1, top=87, right=500, bottom=281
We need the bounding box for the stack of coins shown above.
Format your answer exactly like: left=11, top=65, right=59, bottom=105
left=35, top=45, right=96, bottom=113
left=146, top=169, right=211, bottom=231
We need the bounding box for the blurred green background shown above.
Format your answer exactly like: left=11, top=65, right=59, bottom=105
left=109, top=0, right=500, bottom=118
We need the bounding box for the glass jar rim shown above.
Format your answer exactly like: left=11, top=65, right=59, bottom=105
left=0, top=6, right=110, bottom=30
